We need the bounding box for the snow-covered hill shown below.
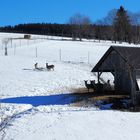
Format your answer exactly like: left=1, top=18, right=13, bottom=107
left=0, top=33, right=140, bottom=140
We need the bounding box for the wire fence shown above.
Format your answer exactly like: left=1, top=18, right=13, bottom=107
left=0, top=41, right=97, bottom=65
left=0, top=36, right=110, bottom=65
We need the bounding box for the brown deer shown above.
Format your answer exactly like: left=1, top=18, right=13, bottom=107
left=34, top=62, right=44, bottom=71
left=46, top=63, right=55, bottom=71
left=84, top=80, right=96, bottom=92
left=34, top=62, right=38, bottom=69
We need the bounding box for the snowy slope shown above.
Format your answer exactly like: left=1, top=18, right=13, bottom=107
left=3, top=108, right=140, bottom=140
left=0, top=33, right=140, bottom=140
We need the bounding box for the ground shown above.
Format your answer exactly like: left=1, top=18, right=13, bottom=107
left=0, top=33, right=140, bottom=140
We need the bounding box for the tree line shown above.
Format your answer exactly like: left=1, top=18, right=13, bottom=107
left=0, top=6, right=140, bottom=44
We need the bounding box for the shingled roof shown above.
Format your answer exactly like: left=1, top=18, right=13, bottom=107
left=92, top=46, right=140, bottom=72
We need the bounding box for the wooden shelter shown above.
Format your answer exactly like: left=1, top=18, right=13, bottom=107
left=24, top=34, right=31, bottom=39
left=91, top=46, right=140, bottom=105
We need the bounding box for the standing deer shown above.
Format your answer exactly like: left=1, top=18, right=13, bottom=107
left=46, top=63, right=55, bottom=71
left=34, top=62, right=38, bottom=69
left=84, top=80, right=96, bottom=92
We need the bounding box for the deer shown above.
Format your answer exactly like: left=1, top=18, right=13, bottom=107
left=46, top=63, right=55, bottom=71
left=34, top=62, right=38, bottom=69
left=34, top=62, right=44, bottom=71
left=84, top=80, right=96, bottom=92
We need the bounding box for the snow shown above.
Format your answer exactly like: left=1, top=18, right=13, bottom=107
left=0, top=33, right=140, bottom=140
left=2, top=107, right=140, bottom=140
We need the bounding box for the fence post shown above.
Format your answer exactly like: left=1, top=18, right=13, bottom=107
left=11, top=38, right=12, bottom=48
left=27, top=39, right=29, bottom=46
left=20, top=39, right=21, bottom=47
left=35, top=47, right=38, bottom=58
left=88, top=51, right=90, bottom=64
left=5, top=46, right=8, bottom=56
left=14, top=45, right=16, bottom=56
left=59, top=49, right=62, bottom=61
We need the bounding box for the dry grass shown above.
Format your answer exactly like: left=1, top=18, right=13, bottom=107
left=70, top=87, right=130, bottom=108
left=71, top=87, right=94, bottom=93
left=93, top=95, right=129, bottom=101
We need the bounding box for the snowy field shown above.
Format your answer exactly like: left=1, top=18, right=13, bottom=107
left=0, top=33, right=140, bottom=140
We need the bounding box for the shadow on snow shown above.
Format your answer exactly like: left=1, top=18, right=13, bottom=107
left=0, top=94, right=77, bottom=107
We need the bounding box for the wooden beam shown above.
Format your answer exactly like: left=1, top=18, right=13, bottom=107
left=97, top=72, right=102, bottom=83
left=129, top=68, right=137, bottom=105
left=97, top=72, right=99, bottom=83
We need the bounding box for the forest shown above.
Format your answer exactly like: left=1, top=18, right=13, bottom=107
left=0, top=6, right=140, bottom=44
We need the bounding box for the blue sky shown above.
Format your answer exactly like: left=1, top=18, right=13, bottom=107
left=0, top=0, right=140, bottom=26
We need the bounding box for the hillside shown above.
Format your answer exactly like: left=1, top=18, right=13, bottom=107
left=0, top=33, right=140, bottom=140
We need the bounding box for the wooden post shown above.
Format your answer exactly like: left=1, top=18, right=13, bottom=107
left=5, top=46, right=8, bottom=56
left=20, top=39, right=21, bottom=47
left=88, top=51, right=90, bottom=64
left=27, top=39, right=29, bottom=46
left=59, top=49, right=62, bottom=61
left=11, top=38, right=12, bottom=48
left=14, top=45, right=16, bottom=56
left=97, top=72, right=103, bottom=84
left=35, top=47, right=38, bottom=58
left=129, top=68, right=136, bottom=106
left=97, top=72, right=100, bottom=83
left=132, top=70, right=136, bottom=105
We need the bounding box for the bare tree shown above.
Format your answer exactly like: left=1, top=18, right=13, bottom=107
left=69, top=14, right=91, bottom=41
left=96, top=9, right=117, bottom=25
left=2, top=38, right=10, bottom=56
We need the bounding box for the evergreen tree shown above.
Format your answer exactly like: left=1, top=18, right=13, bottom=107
left=113, top=6, right=132, bottom=43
